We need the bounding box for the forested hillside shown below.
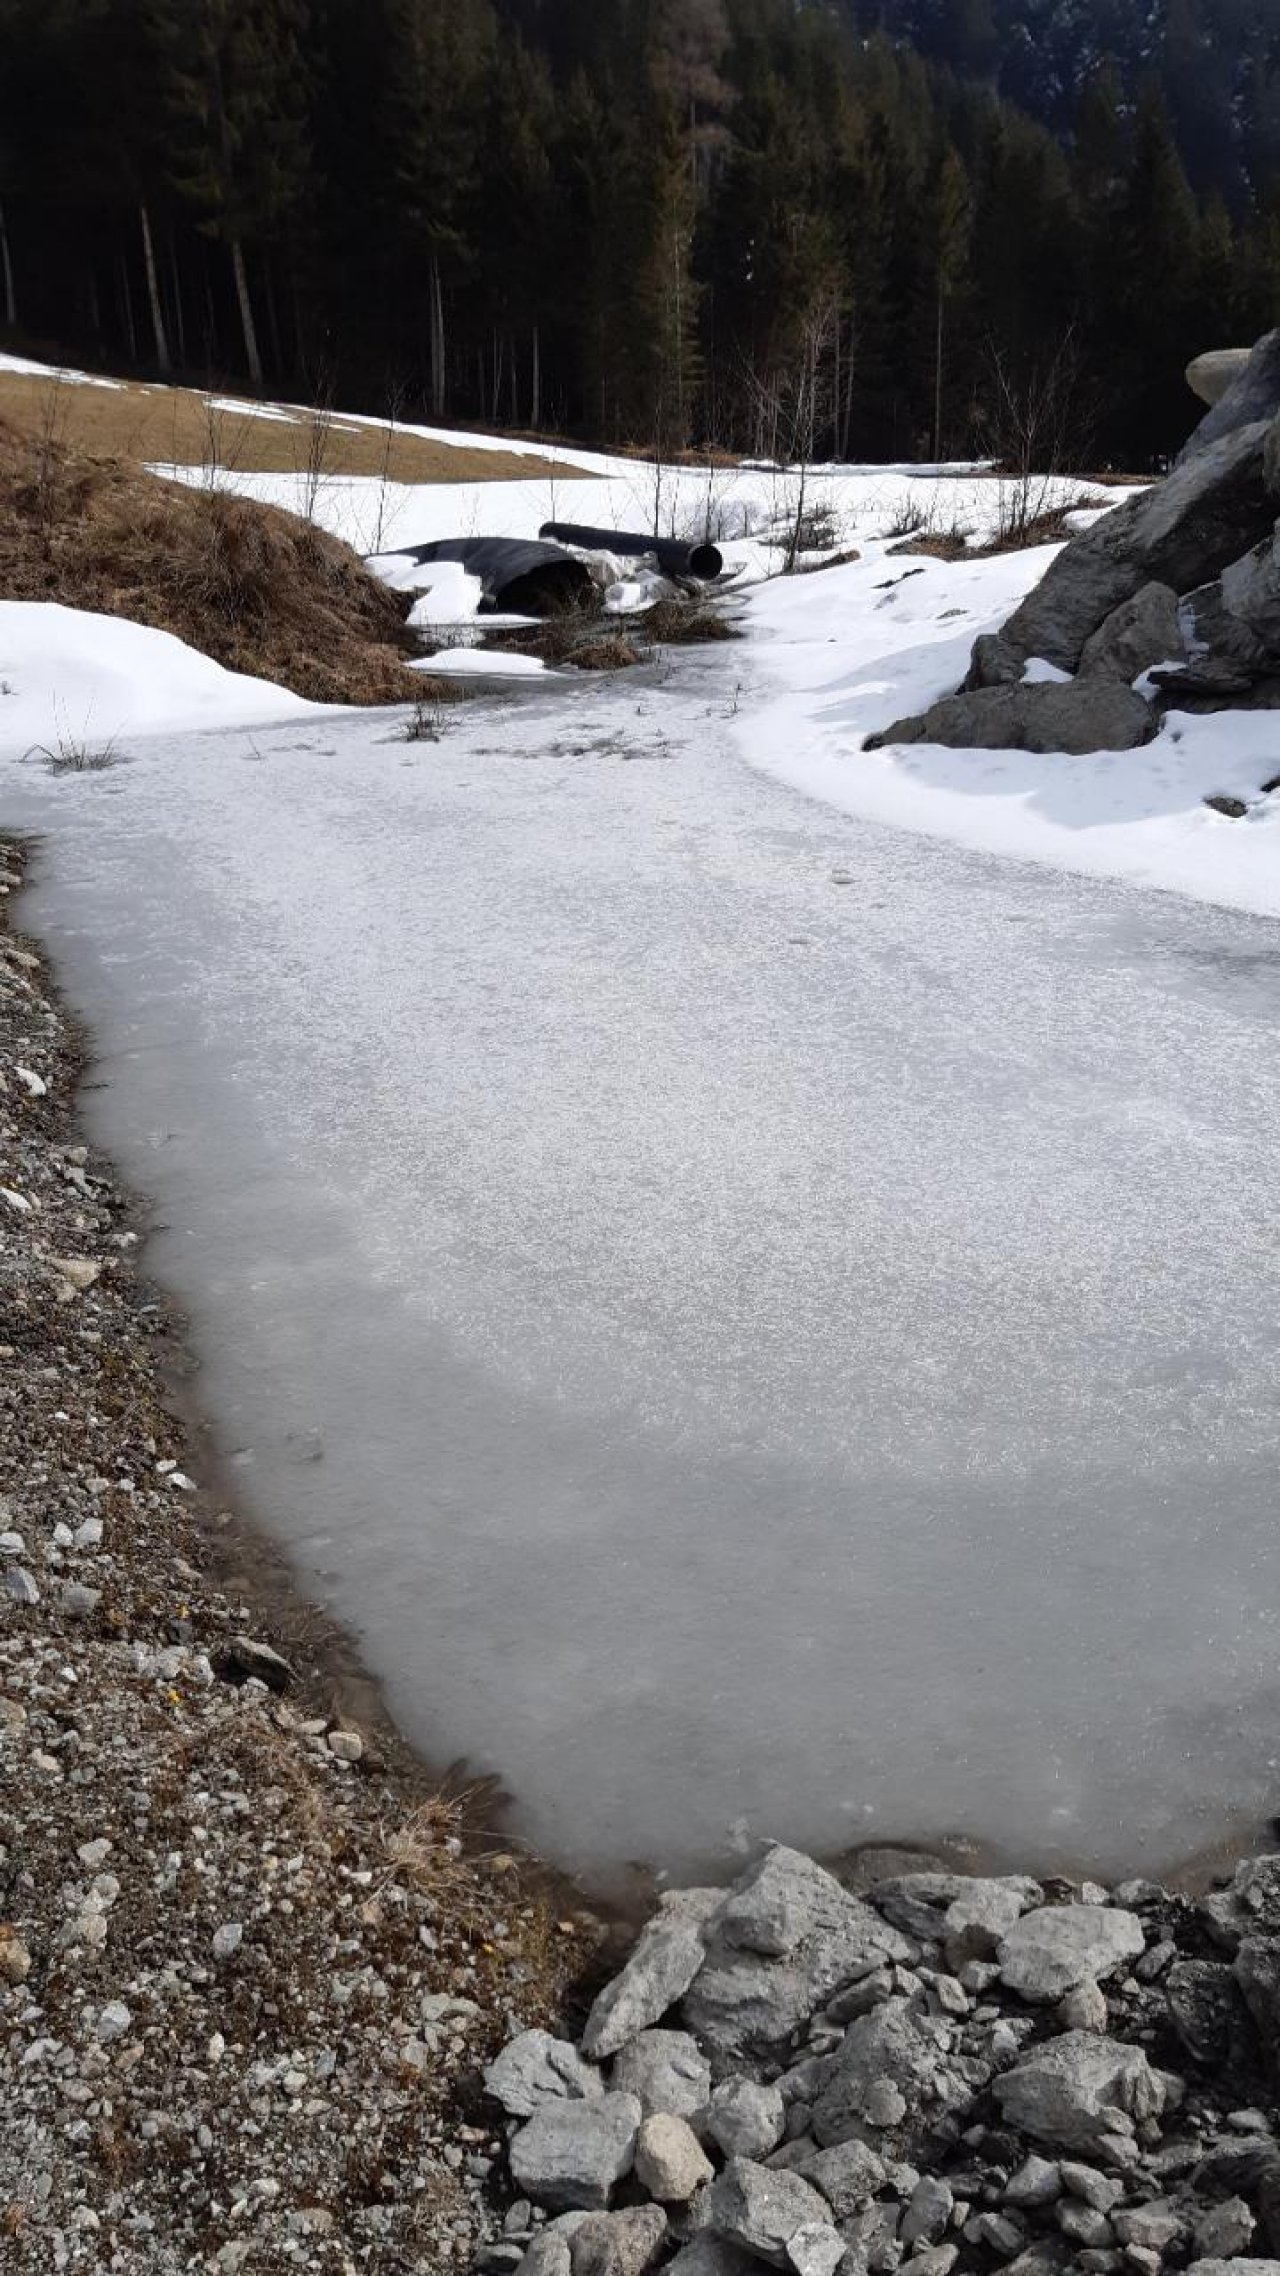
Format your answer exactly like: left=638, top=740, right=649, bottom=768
left=1, top=0, right=1278, bottom=464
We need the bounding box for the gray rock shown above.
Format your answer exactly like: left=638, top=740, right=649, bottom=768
left=1187, top=2264, right=1280, bottom=2276
left=1235, top=1936, right=1280, bottom=2064
left=1111, top=2198, right=1185, bottom=2252
left=1188, top=347, right=1253, bottom=407
left=1193, top=2199, right=1257, bottom=2259
left=611, top=2030, right=710, bottom=2120
left=866, top=679, right=1157, bottom=757
left=993, top=2032, right=1165, bottom=2156
left=1057, top=1979, right=1109, bottom=2033
left=583, top=1892, right=719, bottom=2060
left=792, top=2137, right=885, bottom=2219
left=1003, top=2155, right=1061, bottom=2208
left=784, top=2223, right=845, bottom=2276
left=665, top=2239, right=759, bottom=2276
left=705, top=2080, right=786, bottom=2162
left=1179, top=330, right=1280, bottom=463
left=509, top=2093, right=643, bottom=2211
left=569, top=2207, right=668, bottom=2276
left=997, top=1906, right=1145, bottom=2002
left=941, top=1878, right=1042, bottom=1965
left=1167, top=1958, right=1244, bottom=2065
left=517, top=2240, right=573, bottom=2276
left=683, top=1851, right=909, bottom=2063
left=4, top=1565, right=39, bottom=1605
left=486, top=2031, right=604, bottom=2119
left=220, top=1635, right=295, bottom=1691
left=706, top=2160, right=833, bottom=2268
left=1059, top=2161, right=1121, bottom=2212
left=810, top=1998, right=942, bottom=2150
left=901, top=2176, right=953, bottom=2246
left=1056, top=2200, right=1112, bottom=2249
left=715, top=1847, right=864, bottom=1957
left=1078, top=582, right=1184, bottom=682
left=1202, top=1855, right=1280, bottom=1952
left=898, top=2252, right=959, bottom=2276
left=966, top=419, right=1277, bottom=679
left=634, top=2115, right=713, bottom=2203
left=868, top=1872, right=974, bottom=1943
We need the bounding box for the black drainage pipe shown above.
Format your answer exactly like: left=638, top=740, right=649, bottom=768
left=540, top=522, right=723, bottom=582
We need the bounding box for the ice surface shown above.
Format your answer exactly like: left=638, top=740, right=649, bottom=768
left=4, top=642, right=1280, bottom=1891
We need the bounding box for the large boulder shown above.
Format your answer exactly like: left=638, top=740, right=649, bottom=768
left=1187, top=347, right=1253, bottom=407
left=865, top=679, right=1157, bottom=756
left=966, top=418, right=1277, bottom=682
left=1202, top=1856, right=1280, bottom=1953
left=1180, top=527, right=1280, bottom=672
left=681, top=1847, right=910, bottom=2064
left=1178, top=330, right=1280, bottom=463
left=993, top=2031, right=1165, bottom=2158
left=1078, top=582, right=1184, bottom=682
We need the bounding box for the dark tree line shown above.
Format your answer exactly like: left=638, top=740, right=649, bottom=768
left=1, top=0, right=1279, bottom=464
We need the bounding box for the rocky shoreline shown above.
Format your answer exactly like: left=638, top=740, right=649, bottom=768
left=7, top=831, right=1280, bottom=2276
left=0, top=837, right=601, bottom=2274
left=480, top=1845, right=1280, bottom=2275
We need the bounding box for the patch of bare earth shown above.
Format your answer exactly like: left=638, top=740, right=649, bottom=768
left=0, top=839, right=603, bottom=2273
left=0, top=416, right=454, bottom=706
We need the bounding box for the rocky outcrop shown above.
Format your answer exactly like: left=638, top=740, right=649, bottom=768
left=482, top=1841, right=1280, bottom=2276
left=876, top=343, right=1280, bottom=755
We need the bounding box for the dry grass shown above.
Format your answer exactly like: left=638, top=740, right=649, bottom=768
left=0, top=367, right=588, bottom=485
left=0, top=415, right=454, bottom=704
left=479, top=595, right=740, bottom=673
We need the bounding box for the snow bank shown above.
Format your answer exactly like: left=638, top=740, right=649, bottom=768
left=741, top=541, right=1280, bottom=919
left=0, top=601, right=311, bottom=761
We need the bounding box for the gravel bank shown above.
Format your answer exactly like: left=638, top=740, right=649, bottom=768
left=0, top=836, right=601, bottom=2274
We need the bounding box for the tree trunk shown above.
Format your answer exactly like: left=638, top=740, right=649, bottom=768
left=139, top=202, right=171, bottom=375
left=119, top=253, right=138, bottom=362
left=0, top=199, right=17, bottom=330
left=169, top=239, right=187, bottom=366
left=230, top=235, right=263, bottom=389
left=429, top=257, right=446, bottom=418
left=841, top=307, right=857, bottom=459
left=531, top=325, right=541, bottom=431
left=932, top=289, right=944, bottom=463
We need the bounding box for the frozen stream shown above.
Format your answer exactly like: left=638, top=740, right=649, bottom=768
left=6, top=654, right=1280, bottom=1889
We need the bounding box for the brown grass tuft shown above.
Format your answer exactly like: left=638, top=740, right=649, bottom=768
left=0, top=416, right=441, bottom=705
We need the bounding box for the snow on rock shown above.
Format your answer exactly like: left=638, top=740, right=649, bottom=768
left=0, top=600, right=309, bottom=762
left=416, top=645, right=546, bottom=678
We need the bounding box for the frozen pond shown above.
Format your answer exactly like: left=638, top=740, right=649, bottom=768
left=6, top=657, right=1280, bottom=1890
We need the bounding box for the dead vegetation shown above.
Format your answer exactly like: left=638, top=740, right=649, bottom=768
left=0, top=415, right=454, bottom=705
left=477, top=595, right=742, bottom=672
left=0, top=366, right=587, bottom=486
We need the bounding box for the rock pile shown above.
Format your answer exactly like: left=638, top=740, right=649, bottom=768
left=869, top=327, right=1280, bottom=758
left=481, top=1841, right=1280, bottom=2276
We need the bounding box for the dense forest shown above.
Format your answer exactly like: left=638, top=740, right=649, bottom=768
left=1, top=0, right=1279, bottom=464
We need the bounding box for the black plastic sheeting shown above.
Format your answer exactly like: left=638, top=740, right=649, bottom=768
left=540, top=522, right=724, bottom=582
left=398, top=537, right=595, bottom=616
